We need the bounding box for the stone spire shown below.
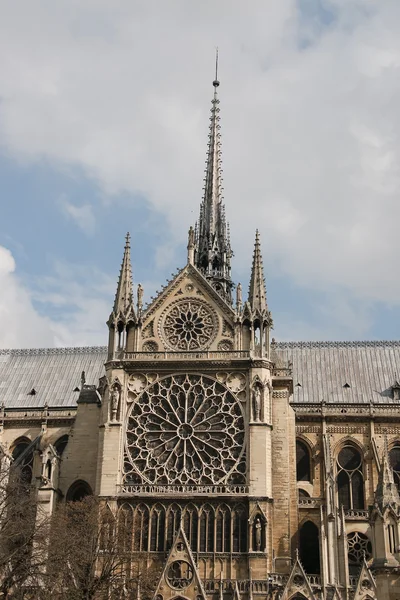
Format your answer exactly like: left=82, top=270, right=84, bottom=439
left=112, top=232, right=134, bottom=320
left=375, top=438, right=400, bottom=513
left=194, top=52, right=233, bottom=304
left=248, top=230, right=268, bottom=313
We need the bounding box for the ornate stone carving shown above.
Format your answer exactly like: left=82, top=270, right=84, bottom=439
left=142, top=341, right=158, bottom=352
left=222, top=320, right=234, bottom=338
left=252, top=385, right=262, bottom=422
left=217, top=339, right=233, bottom=351
left=159, top=298, right=218, bottom=351
left=167, top=561, right=194, bottom=589
left=142, top=320, right=154, bottom=340
left=124, top=374, right=245, bottom=485
left=110, top=381, right=121, bottom=422
left=272, top=390, right=289, bottom=399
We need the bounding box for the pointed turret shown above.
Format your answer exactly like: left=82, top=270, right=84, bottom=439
left=107, top=233, right=136, bottom=358
left=113, top=232, right=134, bottom=319
left=248, top=230, right=268, bottom=313
left=375, top=439, right=400, bottom=512
left=194, top=52, right=233, bottom=304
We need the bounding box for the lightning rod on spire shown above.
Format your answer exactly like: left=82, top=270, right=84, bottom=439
left=213, top=47, right=220, bottom=88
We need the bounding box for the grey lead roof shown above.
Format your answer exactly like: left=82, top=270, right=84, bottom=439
left=0, top=347, right=107, bottom=408
left=275, top=341, right=400, bottom=404
left=0, top=341, right=399, bottom=408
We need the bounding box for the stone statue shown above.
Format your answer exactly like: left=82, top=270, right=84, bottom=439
left=111, top=384, right=120, bottom=422
left=137, top=284, right=143, bottom=312
left=81, top=370, right=86, bottom=389
left=255, top=517, right=262, bottom=551
left=252, top=385, right=262, bottom=422
left=236, top=283, right=242, bottom=309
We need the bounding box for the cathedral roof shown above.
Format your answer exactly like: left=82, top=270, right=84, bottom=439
left=276, top=340, right=400, bottom=404
left=0, top=346, right=106, bottom=408
left=0, top=340, right=399, bottom=408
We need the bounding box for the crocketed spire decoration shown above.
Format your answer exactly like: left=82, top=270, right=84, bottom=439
left=193, top=53, right=233, bottom=304
left=248, top=229, right=268, bottom=313
left=374, top=438, right=400, bottom=513
left=112, top=232, right=134, bottom=321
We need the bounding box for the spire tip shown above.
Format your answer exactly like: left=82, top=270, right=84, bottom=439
left=213, top=47, right=220, bottom=88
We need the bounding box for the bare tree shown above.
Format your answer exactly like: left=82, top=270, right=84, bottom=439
left=40, top=497, right=133, bottom=600
left=0, top=463, right=49, bottom=599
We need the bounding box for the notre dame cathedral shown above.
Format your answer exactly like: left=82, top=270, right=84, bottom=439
left=1, top=72, right=400, bottom=600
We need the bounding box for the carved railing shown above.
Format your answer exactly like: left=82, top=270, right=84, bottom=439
left=204, top=580, right=269, bottom=593
left=118, top=483, right=249, bottom=495
left=204, top=574, right=322, bottom=592
left=344, top=508, right=369, bottom=520
left=120, top=350, right=252, bottom=361
left=298, top=497, right=322, bottom=508
left=293, top=403, right=400, bottom=418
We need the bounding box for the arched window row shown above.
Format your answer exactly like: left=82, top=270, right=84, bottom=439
left=336, top=445, right=364, bottom=510
left=117, top=502, right=248, bottom=554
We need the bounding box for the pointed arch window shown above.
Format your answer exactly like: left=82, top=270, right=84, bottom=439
left=150, top=504, right=166, bottom=551
left=389, top=444, right=400, bottom=493
left=12, top=440, right=34, bottom=485
left=183, top=504, right=198, bottom=551
left=232, top=505, right=247, bottom=552
left=296, top=440, right=311, bottom=482
left=216, top=505, right=231, bottom=553
left=166, top=504, right=181, bottom=551
left=336, top=445, right=364, bottom=509
left=133, top=504, right=149, bottom=551
left=199, top=505, right=214, bottom=552
left=299, top=521, right=320, bottom=574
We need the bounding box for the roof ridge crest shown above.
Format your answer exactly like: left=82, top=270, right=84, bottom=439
left=273, top=340, right=400, bottom=349
left=0, top=346, right=108, bottom=356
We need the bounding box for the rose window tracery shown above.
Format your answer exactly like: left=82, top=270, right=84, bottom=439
left=347, top=531, right=372, bottom=566
left=167, top=561, right=193, bottom=589
left=159, top=299, right=217, bottom=351
left=124, top=374, right=245, bottom=485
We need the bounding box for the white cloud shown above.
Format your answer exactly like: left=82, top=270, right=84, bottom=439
left=59, top=196, right=96, bottom=235
left=0, top=0, right=400, bottom=341
left=0, top=246, right=55, bottom=348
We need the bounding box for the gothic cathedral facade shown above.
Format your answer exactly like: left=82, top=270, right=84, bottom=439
left=1, top=75, right=400, bottom=600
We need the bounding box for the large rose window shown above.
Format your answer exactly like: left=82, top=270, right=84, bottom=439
left=124, top=374, right=245, bottom=485
left=159, top=299, right=217, bottom=351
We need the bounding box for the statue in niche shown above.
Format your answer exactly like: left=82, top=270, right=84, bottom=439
left=252, top=385, right=262, bottom=422
left=255, top=516, right=262, bottom=551
left=110, top=384, right=120, bottom=422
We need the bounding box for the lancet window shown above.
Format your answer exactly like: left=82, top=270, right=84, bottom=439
left=12, top=440, right=34, bottom=484
left=296, top=440, right=311, bottom=482
left=117, top=502, right=247, bottom=554
left=389, top=444, right=400, bottom=493
left=299, top=521, right=320, bottom=574
left=336, top=445, right=364, bottom=509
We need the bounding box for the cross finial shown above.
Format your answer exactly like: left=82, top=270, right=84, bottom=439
left=213, top=47, right=220, bottom=88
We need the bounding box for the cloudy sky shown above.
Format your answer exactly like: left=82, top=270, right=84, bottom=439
left=1, top=0, right=400, bottom=348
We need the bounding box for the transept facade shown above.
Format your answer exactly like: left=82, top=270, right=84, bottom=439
left=1, top=74, right=400, bottom=600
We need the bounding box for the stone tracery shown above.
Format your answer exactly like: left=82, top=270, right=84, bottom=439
left=124, top=374, right=245, bottom=485
left=159, top=299, right=218, bottom=351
